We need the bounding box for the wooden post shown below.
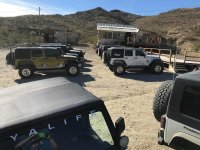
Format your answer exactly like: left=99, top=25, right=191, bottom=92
left=184, top=51, right=187, bottom=64
left=38, top=7, right=41, bottom=44
left=158, top=49, right=161, bottom=58
left=169, top=50, right=172, bottom=64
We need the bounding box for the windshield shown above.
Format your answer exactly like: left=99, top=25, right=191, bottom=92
left=0, top=111, right=114, bottom=150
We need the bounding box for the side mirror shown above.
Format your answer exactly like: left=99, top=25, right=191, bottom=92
left=115, top=117, right=125, bottom=136
left=119, top=136, right=129, bottom=149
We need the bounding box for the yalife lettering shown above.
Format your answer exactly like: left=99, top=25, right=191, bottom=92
left=9, top=110, right=96, bottom=142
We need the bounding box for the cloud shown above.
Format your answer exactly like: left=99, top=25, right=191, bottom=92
left=0, top=2, right=38, bottom=17
left=0, top=0, right=75, bottom=17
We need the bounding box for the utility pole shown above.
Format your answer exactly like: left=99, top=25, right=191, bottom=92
left=39, top=7, right=41, bottom=44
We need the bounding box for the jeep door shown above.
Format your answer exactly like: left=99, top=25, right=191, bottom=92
left=31, top=49, right=44, bottom=69
left=43, top=49, right=62, bottom=69
left=124, top=49, right=134, bottom=66
left=132, top=50, right=148, bottom=66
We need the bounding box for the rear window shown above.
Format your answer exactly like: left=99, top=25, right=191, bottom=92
left=180, top=86, right=200, bottom=120
left=0, top=111, right=114, bottom=150
left=15, top=49, right=31, bottom=59
left=111, top=49, right=124, bottom=58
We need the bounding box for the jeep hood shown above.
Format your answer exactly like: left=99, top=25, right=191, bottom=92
left=62, top=54, right=77, bottom=59
left=70, top=49, right=82, bottom=53
left=147, top=55, right=160, bottom=59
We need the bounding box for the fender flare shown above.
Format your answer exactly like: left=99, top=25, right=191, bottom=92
left=16, top=60, right=35, bottom=69
left=149, top=59, right=163, bottom=66
left=64, top=60, right=78, bottom=67
left=113, top=60, right=127, bottom=67
left=169, top=132, right=200, bottom=148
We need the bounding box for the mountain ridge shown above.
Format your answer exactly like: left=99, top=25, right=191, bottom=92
left=0, top=7, right=199, bottom=52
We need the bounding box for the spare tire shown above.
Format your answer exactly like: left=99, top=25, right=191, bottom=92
left=153, top=80, right=174, bottom=122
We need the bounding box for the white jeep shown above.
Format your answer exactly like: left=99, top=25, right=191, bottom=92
left=106, top=47, right=164, bottom=75
left=153, top=71, right=200, bottom=149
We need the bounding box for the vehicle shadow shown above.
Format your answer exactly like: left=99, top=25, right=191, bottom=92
left=84, top=59, right=92, bottom=63
left=67, top=74, right=95, bottom=87
left=83, top=63, right=93, bottom=68
left=118, top=70, right=177, bottom=82
left=74, top=43, right=90, bottom=47
left=15, top=71, right=95, bottom=87
left=81, top=67, right=92, bottom=72
left=15, top=72, right=65, bottom=84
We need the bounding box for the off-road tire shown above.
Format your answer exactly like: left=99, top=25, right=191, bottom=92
left=153, top=80, right=174, bottom=122
left=102, top=52, right=107, bottom=64
left=66, top=63, right=80, bottom=76
left=109, top=66, right=113, bottom=72
left=98, top=49, right=101, bottom=57
left=151, top=62, right=164, bottom=74
left=19, top=65, right=34, bottom=79
left=113, top=64, right=125, bottom=76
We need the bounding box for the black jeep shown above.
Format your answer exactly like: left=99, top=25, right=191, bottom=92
left=41, top=43, right=85, bottom=61
left=0, top=77, right=129, bottom=150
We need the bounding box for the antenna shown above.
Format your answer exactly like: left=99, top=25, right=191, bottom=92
left=39, top=7, right=41, bottom=44
left=173, top=48, right=178, bottom=80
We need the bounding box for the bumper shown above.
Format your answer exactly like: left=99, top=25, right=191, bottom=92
left=78, top=63, right=82, bottom=67
left=158, top=128, right=166, bottom=145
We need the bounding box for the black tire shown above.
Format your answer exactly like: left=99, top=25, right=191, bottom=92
left=153, top=80, right=174, bottom=122
left=109, top=66, right=113, bottom=72
left=98, top=49, right=101, bottom=57
left=102, top=52, right=107, bottom=64
left=66, top=63, right=80, bottom=76
left=18, top=65, right=34, bottom=79
left=113, top=64, right=125, bottom=76
left=151, top=62, right=164, bottom=74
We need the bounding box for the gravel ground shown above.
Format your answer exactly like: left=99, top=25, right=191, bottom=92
left=0, top=46, right=173, bottom=150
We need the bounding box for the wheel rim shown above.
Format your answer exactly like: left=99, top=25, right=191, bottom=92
left=69, top=67, right=77, bottom=75
left=155, top=65, right=162, bottom=72
left=22, top=69, right=31, bottom=77
left=117, top=66, right=124, bottom=73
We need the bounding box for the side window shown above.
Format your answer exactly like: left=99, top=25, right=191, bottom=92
left=89, top=111, right=114, bottom=146
left=136, top=50, right=145, bottom=56
left=32, top=50, right=42, bottom=57
left=180, top=86, right=200, bottom=120
left=45, top=49, right=55, bottom=57
left=125, top=50, right=133, bottom=56
left=15, top=49, right=31, bottom=59
left=111, top=49, right=124, bottom=58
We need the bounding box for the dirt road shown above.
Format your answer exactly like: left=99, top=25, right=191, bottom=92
left=0, top=46, right=173, bottom=149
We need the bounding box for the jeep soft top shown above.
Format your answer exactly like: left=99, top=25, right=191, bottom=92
left=0, top=77, right=101, bottom=131
left=0, top=77, right=129, bottom=150
left=41, top=44, right=85, bottom=58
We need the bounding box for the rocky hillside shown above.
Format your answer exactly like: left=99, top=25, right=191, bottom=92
left=135, top=8, right=200, bottom=52
left=0, top=7, right=199, bottom=52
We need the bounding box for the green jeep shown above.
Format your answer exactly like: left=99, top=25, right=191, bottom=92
left=6, top=47, right=81, bottom=79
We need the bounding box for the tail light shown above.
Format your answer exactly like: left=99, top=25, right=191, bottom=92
left=160, top=115, right=166, bottom=129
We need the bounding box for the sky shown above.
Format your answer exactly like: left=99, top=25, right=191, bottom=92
left=0, top=0, right=200, bottom=17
